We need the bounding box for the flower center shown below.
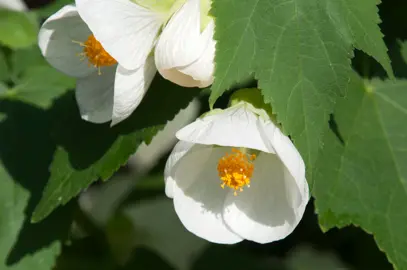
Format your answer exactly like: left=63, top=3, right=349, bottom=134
left=73, top=35, right=117, bottom=74
left=217, top=148, right=256, bottom=196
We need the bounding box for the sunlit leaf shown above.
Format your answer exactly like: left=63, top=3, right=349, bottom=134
left=313, top=73, right=407, bottom=269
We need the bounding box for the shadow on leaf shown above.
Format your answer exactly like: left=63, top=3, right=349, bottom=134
left=48, top=76, right=201, bottom=171
left=0, top=99, right=72, bottom=266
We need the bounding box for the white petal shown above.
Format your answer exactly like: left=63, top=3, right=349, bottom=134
left=176, top=104, right=275, bottom=153
left=0, top=0, right=27, bottom=11
left=111, top=56, right=157, bottom=125
left=223, top=152, right=309, bottom=243
left=262, top=120, right=308, bottom=207
left=155, top=0, right=201, bottom=68
left=172, top=145, right=242, bottom=244
left=178, top=21, right=215, bottom=88
left=76, top=0, right=163, bottom=70
left=38, top=5, right=95, bottom=78
left=155, top=0, right=214, bottom=87
left=75, top=66, right=116, bottom=123
left=164, top=141, right=196, bottom=198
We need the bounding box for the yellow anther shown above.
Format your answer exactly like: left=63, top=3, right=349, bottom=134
left=217, top=148, right=256, bottom=195
left=73, top=34, right=117, bottom=73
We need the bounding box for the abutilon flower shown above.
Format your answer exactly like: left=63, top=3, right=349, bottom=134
left=39, top=0, right=214, bottom=123
left=164, top=89, right=310, bottom=244
left=38, top=5, right=157, bottom=125
left=0, top=0, right=27, bottom=11
left=76, top=0, right=215, bottom=88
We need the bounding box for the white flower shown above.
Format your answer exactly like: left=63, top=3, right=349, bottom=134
left=154, top=0, right=215, bottom=88
left=75, top=0, right=215, bottom=88
left=164, top=101, right=309, bottom=244
left=0, top=0, right=27, bottom=11
left=38, top=5, right=157, bottom=125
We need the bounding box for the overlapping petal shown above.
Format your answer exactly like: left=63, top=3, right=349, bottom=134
left=155, top=0, right=201, bottom=69
left=222, top=153, right=307, bottom=243
left=76, top=0, right=163, bottom=70
left=172, top=144, right=243, bottom=244
left=164, top=140, right=195, bottom=198
left=111, top=56, right=156, bottom=125
left=155, top=0, right=215, bottom=87
left=176, top=103, right=275, bottom=153
left=176, top=20, right=215, bottom=87
left=261, top=120, right=308, bottom=208
left=75, top=66, right=116, bottom=123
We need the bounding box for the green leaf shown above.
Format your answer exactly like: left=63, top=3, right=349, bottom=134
left=313, top=73, right=407, bottom=269
left=0, top=49, right=9, bottom=82
left=0, top=164, right=61, bottom=270
left=0, top=10, right=38, bottom=49
left=0, top=100, right=72, bottom=269
left=3, top=66, right=75, bottom=108
left=210, top=0, right=392, bottom=170
left=32, top=77, right=200, bottom=222
left=10, top=46, right=48, bottom=80
left=324, top=0, right=392, bottom=77
left=1, top=47, right=74, bottom=108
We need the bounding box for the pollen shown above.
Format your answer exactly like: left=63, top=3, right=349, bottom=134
left=73, top=34, right=117, bottom=74
left=217, top=148, right=256, bottom=196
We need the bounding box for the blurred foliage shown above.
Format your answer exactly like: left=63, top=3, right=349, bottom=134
left=0, top=10, right=38, bottom=49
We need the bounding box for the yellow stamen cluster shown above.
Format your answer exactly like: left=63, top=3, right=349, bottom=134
left=73, top=34, right=117, bottom=74
left=217, top=148, right=256, bottom=196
